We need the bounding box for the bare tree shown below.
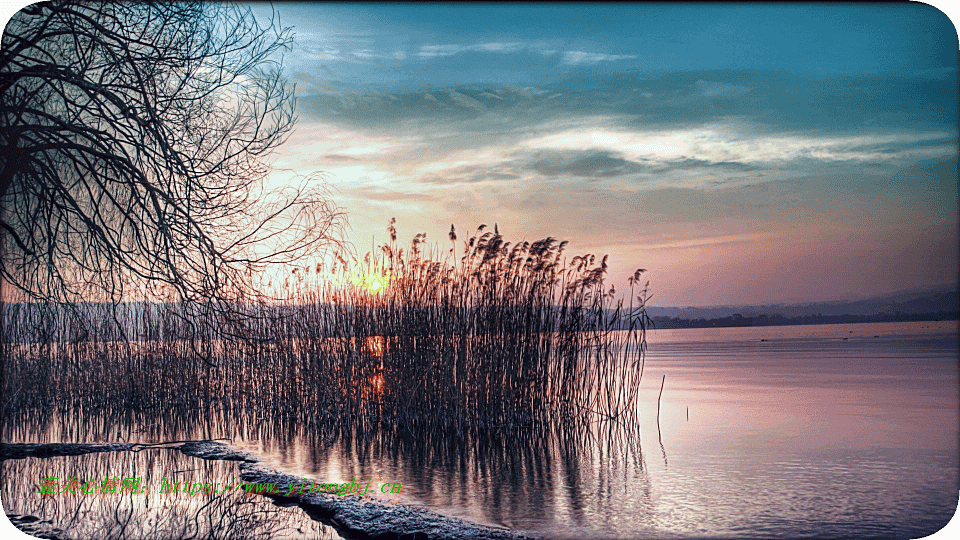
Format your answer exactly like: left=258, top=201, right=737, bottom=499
left=0, top=1, right=344, bottom=312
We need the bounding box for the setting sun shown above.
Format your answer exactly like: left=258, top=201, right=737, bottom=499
left=366, top=276, right=385, bottom=293
left=349, top=270, right=391, bottom=295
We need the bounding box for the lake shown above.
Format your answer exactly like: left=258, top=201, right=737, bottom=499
left=3, top=320, right=958, bottom=539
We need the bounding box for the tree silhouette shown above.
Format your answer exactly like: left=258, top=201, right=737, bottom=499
left=0, top=1, right=344, bottom=309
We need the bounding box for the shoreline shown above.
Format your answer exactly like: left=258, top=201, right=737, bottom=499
left=1, top=441, right=537, bottom=540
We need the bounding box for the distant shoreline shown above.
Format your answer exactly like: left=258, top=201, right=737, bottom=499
left=649, top=311, right=958, bottom=330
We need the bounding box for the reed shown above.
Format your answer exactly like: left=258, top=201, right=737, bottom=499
left=2, top=224, right=652, bottom=431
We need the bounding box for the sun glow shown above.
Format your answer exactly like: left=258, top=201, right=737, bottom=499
left=363, top=335, right=386, bottom=357
left=371, top=373, right=386, bottom=393
left=348, top=269, right=391, bottom=295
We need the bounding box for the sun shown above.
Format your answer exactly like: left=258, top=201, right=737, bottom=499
left=366, top=276, right=385, bottom=294
left=349, top=270, right=390, bottom=295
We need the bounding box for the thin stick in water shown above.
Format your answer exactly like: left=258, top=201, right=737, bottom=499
left=657, top=374, right=665, bottom=423
left=657, top=374, right=667, bottom=466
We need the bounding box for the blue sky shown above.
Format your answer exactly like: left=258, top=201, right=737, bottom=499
left=262, top=4, right=956, bottom=85
left=241, top=3, right=959, bottom=307
left=7, top=0, right=952, bottom=307
left=0, top=1, right=955, bottom=306
left=1, top=0, right=953, bottom=306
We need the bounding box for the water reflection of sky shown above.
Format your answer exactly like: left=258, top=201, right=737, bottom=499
left=3, top=321, right=957, bottom=538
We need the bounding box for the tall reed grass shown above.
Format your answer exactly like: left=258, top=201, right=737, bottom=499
left=2, top=225, right=651, bottom=430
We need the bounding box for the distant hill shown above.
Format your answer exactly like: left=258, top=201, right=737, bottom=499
left=646, top=286, right=959, bottom=327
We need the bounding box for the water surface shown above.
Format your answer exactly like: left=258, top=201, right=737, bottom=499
left=4, top=321, right=957, bottom=538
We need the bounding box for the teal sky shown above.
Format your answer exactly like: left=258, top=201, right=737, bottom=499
left=264, top=3, right=956, bottom=84
left=2, top=1, right=952, bottom=307
left=244, top=3, right=959, bottom=307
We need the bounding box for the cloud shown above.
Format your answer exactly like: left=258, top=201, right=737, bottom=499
left=286, top=72, right=956, bottom=219
left=294, top=70, right=956, bottom=147
left=300, top=46, right=343, bottom=61
left=348, top=185, right=436, bottom=202
left=319, top=153, right=362, bottom=162
left=654, top=158, right=757, bottom=173
left=634, top=232, right=781, bottom=251
left=446, top=90, right=485, bottom=110
left=418, top=149, right=650, bottom=184
left=523, top=122, right=955, bottom=167
left=562, top=51, right=638, bottom=65
left=352, top=49, right=407, bottom=61
left=263, top=121, right=427, bottom=178
left=417, top=42, right=528, bottom=58
left=525, top=150, right=648, bottom=178
left=420, top=164, right=521, bottom=185
left=412, top=42, right=636, bottom=66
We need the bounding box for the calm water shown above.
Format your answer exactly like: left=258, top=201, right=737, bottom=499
left=1, top=450, right=339, bottom=539
left=4, top=321, right=958, bottom=539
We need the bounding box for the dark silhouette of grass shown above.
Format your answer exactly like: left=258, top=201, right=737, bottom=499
left=2, top=224, right=651, bottom=431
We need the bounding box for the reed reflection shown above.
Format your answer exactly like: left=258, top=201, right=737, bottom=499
left=4, top=402, right=653, bottom=535
left=1, top=448, right=340, bottom=539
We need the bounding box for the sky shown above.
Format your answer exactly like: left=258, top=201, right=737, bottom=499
left=239, top=3, right=959, bottom=308
left=1, top=1, right=953, bottom=308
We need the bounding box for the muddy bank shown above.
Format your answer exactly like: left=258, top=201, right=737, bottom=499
left=1, top=441, right=537, bottom=540
left=0, top=442, right=139, bottom=460
left=0, top=440, right=235, bottom=461
left=5, top=513, right=67, bottom=540
left=178, top=440, right=259, bottom=463
left=236, top=467, right=532, bottom=540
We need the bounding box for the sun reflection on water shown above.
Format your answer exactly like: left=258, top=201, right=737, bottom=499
left=362, top=335, right=386, bottom=357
